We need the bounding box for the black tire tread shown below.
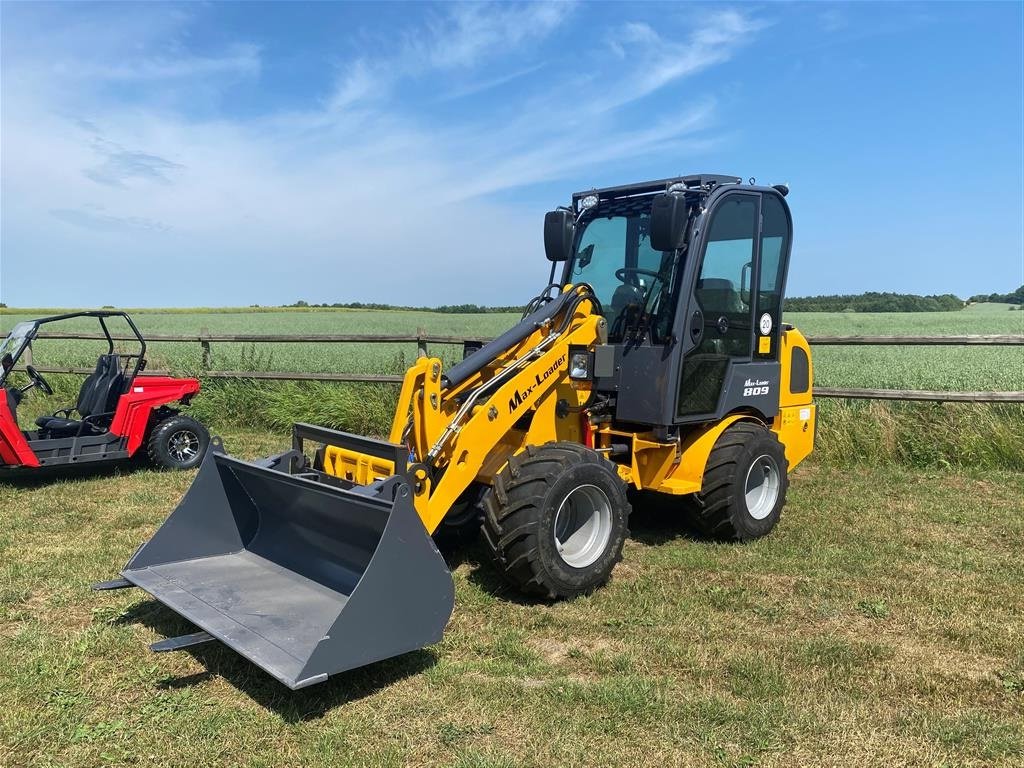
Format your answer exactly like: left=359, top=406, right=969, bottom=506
left=691, top=421, right=788, bottom=541
left=481, top=442, right=629, bottom=599
left=146, top=415, right=209, bottom=470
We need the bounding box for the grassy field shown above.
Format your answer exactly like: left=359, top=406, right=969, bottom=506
left=2, top=304, right=1022, bottom=390
left=3, top=304, right=1022, bottom=470
left=1, top=430, right=1022, bottom=767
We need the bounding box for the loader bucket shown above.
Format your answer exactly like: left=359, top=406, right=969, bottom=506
left=121, top=447, right=455, bottom=690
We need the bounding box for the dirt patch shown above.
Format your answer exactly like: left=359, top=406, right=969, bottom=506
left=527, top=636, right=618, bottom=665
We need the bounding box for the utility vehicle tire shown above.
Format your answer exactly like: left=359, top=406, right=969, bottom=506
left=433, top=482, right=486, bottom=552
left=147, top=415, right=210, bottom=471
left=482, top=442, right=630, bottom=600
left=691, top=421, right=788, bottom=541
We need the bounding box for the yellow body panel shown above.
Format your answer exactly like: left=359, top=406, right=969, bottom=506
left=321, top=447, right=395, bottom=486
left=774, top=328, right=815, bottom=470
left=321, top=294, right=815, bottom=534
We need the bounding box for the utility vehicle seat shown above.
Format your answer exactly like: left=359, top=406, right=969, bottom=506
left=35, top=354, right=125, bottom=436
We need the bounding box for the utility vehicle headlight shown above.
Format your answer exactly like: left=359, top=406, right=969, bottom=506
left=579, top=194, right=599, bottom=211
left=570, top=352, right=590, bottom=380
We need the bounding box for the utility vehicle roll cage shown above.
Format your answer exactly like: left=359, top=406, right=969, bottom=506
left=0, top=310, right=148, bottom=389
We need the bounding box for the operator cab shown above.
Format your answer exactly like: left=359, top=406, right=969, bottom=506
left=545, top=174, right=793, bottom=431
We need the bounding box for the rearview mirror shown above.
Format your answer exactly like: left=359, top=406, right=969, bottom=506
left=649, top=193, right=690, bottom=251
left=544, top=209, right=575, bottom=262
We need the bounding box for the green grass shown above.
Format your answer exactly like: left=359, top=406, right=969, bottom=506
left=1, top=439, right=1021, bottom=767
left=2, top=306, right=1022, bottom=469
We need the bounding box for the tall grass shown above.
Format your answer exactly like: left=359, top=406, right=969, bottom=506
left=194, top=382, right=1022, bottom=471
left=815, top=400, right=1024, bottom=471
left=12, top=368, right=1024, bottom=472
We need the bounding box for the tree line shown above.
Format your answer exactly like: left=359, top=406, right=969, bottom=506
left=784, top=292, right=965, bottom=312
left=967, top=285, right=1024, bottom=305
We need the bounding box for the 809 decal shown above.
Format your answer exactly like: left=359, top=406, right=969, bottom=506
left=743, top=378, right=770, bottom=397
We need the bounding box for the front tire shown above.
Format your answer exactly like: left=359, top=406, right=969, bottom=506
left=691, top=421, right=789, bottom=541
left=482, top=442, right=630, bottom=600
left=147, top=415, right=210, bottom=470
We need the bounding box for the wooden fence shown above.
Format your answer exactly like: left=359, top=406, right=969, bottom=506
left=26, top=332, right=1024, bottom=403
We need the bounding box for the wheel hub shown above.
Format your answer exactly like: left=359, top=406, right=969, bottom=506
left=168, top=429, right=200, bottom=462
left=744, top=454, right=781, bottom=520
left=553, top=484, right=613, bottom=568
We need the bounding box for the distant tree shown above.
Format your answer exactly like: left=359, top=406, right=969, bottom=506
left=786, top=292, right=964, bottom=312
left=0, top=302, right=7, bottom=308
left=968, top=285, right=1024, bottom=305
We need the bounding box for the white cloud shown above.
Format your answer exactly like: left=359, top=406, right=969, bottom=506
left=420, top=1, right=575, bottom=69
left=0, top=3, right=763, bottom=307
left=51, top=44, right=262, bottom=82
left=598, top=10, right=767, bottom=114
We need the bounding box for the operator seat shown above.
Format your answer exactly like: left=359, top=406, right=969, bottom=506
left=695, top=278, right=746, bottom=354
left=609, top=283, right=644, bottom=339
left=35, top=354, right=125, bottom=437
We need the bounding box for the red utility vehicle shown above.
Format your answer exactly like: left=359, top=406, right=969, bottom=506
left=1, top=311, right=209, bottom=477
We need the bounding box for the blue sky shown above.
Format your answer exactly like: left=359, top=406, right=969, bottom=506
left=1, top=1, right=1021, bottom=307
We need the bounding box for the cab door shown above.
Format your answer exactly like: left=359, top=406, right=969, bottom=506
left=674, top=190, right=790, bottom=424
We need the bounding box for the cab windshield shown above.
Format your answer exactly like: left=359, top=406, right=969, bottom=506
left=0, top=322, right=36, bottom=384
left=0, top=322, right=34, bottom=360
left=569, top=206, right=678, bottom=342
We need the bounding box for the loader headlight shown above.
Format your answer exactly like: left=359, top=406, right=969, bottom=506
left=570, top=351, right=590, bottom=380
left=579, top=194, right=599, bottom=211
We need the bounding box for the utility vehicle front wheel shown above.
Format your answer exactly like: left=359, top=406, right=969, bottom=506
left=691, top=421, right=789, bottom=541
left=147, top=415, right=210, bottom=470
left=482, top=442, right=630, bottom=600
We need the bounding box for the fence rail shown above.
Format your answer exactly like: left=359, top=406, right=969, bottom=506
left=23, top=331, right=1024, bottom=404
left=33, top=332, right=1024, bottom=345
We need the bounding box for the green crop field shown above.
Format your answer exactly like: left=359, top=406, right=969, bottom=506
left=2, top=304, right=1022, bottom=389
left=2, top=305, right=1022, bottom=469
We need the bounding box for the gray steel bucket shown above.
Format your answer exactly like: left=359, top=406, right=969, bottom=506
left=122, top=448, right=455, bottom=689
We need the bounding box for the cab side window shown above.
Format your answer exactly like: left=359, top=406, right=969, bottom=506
left=756, top=195, right=790, bottom=358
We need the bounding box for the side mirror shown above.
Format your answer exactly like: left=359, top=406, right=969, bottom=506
left=544, top=209, right=575, bottom=262
left=649, top=193, right=690, bottom=251
left=1, top=353, right=12, bottom=373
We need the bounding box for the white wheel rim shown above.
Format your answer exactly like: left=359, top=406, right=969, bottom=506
left=744, top=454, right=781, bottom=520
left=168, top=429, right=200, bottom=462
left=553, top=484, right=613, bottom=568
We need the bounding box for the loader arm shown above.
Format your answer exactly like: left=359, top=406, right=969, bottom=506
left=322, top=284, right=605, bottom=534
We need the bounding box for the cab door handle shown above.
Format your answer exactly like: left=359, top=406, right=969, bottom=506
left=689, top=309, right=704, bottom=343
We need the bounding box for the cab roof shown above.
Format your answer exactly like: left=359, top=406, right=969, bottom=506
left=571, top=174, right=743, bottom=212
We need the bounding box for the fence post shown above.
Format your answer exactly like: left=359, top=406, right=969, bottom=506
left=417, top=327, right=428, bottom=359
left=200, top=327, right=212, bottom=370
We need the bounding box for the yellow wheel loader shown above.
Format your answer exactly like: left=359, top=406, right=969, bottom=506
left=96, top=174, right=816, bottom=689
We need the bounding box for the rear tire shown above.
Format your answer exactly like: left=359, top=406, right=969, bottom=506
left=691, top=421, right=788, bottom=541
left=147, top=415, right=210, bottom=471
left=482, top=442, right=630, bottom=600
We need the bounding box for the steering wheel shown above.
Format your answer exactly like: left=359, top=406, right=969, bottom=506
left=25, top=364, right=53, bottom=396
left=615, top=267, right=662, bottom=287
